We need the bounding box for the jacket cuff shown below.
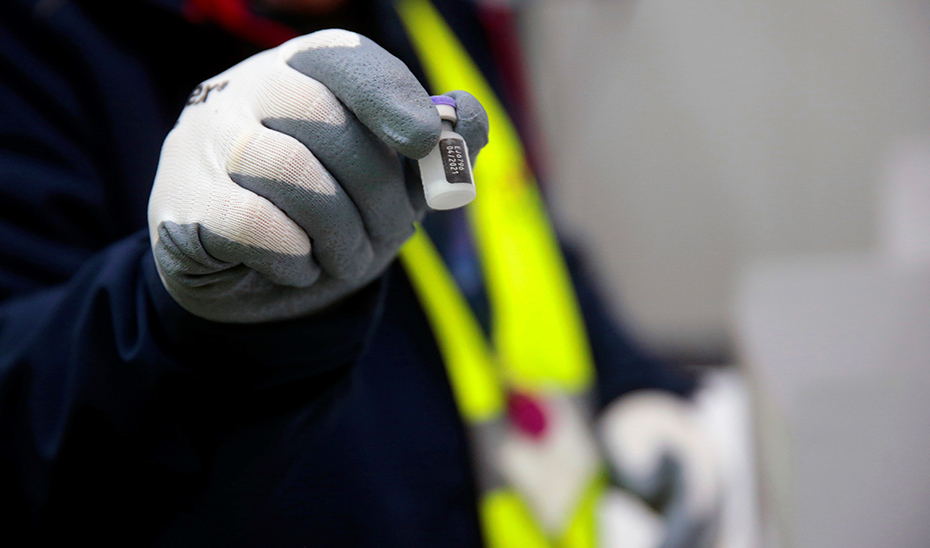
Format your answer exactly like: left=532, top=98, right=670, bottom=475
left=142, top=251, right=386, bottom=389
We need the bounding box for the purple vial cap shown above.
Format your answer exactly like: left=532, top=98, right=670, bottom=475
left=431, top=95, right=456, bottom=108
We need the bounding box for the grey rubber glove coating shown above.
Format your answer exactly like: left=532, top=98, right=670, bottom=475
left=148, top=30, right=489, bottom=323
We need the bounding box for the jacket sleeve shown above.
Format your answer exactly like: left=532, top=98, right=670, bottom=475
left=0, top=1, right=383, bottom=533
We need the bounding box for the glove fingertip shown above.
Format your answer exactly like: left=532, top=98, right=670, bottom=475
left=285, top=31, right=442, bottom=159
left=443, top=90, right=490, bottom=154
left=378, top=98, right=442, bottom=159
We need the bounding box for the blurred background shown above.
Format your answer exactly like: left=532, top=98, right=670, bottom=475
left=510, top=1, right=930, bottom=547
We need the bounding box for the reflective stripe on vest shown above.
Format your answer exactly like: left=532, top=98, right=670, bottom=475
left=395, top=1, right=606, bottom=546
left=396, top=0, right=594, bottom=395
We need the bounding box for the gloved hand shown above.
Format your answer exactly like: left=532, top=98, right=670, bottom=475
left=597, top=390, right=722, bottom=548
left=148, top=29, right=489, bottom=323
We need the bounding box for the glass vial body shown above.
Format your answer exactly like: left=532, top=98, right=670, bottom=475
left=419, top=96, right=476, bottom=210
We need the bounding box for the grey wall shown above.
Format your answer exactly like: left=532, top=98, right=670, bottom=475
left=518, top=0, right=930, bottom=362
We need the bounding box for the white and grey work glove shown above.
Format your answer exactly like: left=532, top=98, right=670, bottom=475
left=148, top=30, right=489, bottom=323
left=598, top=391, right=722, bottom=548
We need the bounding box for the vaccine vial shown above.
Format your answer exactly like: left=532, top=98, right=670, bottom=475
left=419, top=95, right=476, bottom=210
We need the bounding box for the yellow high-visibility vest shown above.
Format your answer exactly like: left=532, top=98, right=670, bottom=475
left=395, top=1, right=607, bottom=546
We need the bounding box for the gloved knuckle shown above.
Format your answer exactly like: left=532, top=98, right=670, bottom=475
left=229, top=131, right=300, bottom=183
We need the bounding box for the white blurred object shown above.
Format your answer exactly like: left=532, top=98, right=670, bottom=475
left=599, top=488, right=665, bottom=548
left=691, top=370, right=762, bottom=548
left=596, top=370, right=761, bottom=548
left=496, top=395, right=601, bottom=535
left=733, top=135, right=930, bottom=548
left=597, top=390, right=722, bottom=548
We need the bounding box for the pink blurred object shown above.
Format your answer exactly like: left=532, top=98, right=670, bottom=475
left=508, top=392, right=548, bottom=439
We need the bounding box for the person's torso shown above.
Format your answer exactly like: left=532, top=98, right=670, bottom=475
left=36, top=0, right=498, bottom=544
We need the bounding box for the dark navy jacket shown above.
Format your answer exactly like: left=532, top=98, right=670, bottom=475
left=0, top=0, right=695, bottom=545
